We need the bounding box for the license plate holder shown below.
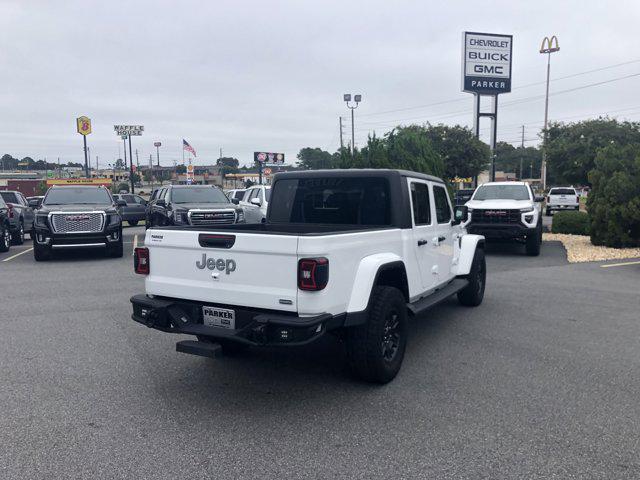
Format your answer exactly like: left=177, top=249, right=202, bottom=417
left=202, top=306, right=236, bottom=330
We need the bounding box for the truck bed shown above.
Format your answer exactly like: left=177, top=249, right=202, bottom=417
left=156, top=223, right=397, bottom=236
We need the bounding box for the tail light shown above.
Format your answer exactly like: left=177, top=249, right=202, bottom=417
left=7, top=204, right=14, bottom=218
left=298, top=257, right=329, bottom=291
left=134, top=247, right=150, bottom=275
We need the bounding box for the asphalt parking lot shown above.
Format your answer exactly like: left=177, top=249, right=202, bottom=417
left=1, top=229, right=639, bottom=479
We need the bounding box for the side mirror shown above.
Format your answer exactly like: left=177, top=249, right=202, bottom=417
left=156, top=198, right=166, bottom=207
left=452, top=205, right=468, bottom=226
left=250, top=198, right=262, bottom=207
left=231, top=198, right=240, bottom=205
left=534, top=196, right=545, bottom=203
left=28, top=199, right=40, bottom=208
left=116, top=199, right=127, bottom=207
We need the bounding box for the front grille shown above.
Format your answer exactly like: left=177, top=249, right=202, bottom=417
left=471, top=209, right=521, bottom=224
left=50, top=212, right=105, bottom=233
left=188, top=209, right=236, bottom=226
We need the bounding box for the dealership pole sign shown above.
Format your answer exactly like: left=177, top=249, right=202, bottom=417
left=462, top=31, right=512, bottom=182
left=254, top=151, right=285, bottom=165
left=462, top=32, right=512, bottom=94
left=113, top=125, right=144, bottom=194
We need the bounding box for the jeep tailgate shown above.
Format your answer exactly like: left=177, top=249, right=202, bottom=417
left=143, top=228, right=299, bottom=312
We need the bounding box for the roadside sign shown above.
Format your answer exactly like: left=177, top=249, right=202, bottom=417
left=263, top=167, right=272, bottom=176
left=76, top=116, right=92, bottom=136
left=47, top=178, right=112, bottom=187
left=187, top=164, right=194, bottom=173
left=114, top=125, right=144, bottom=136
left=254, top=151, right=285, bottom=165
left=462, top=32, right=513, bottom=94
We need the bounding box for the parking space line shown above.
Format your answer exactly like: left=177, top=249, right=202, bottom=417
left=2, top=247, right=33, bottom=262
left=132, top=234, right=138, bottom=255
left=600, top=260, right=640, bottom=268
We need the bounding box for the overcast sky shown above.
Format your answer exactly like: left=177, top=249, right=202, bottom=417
left=1, top=0, right=639, bottom=168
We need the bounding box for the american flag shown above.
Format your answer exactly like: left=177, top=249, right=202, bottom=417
left=183, top=139, right=196, bottom=157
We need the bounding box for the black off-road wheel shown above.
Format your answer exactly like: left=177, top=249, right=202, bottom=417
left=33, top=242, right=51, bottom=261
left=457, top=248, right=486, bottom=307
left=346, top=286, right=408, bottom=384
left=0, top=223, right=10, bottom=253
left=12, top=220, right=25, bottom=245
left=525, top=225, right=542, bottom=256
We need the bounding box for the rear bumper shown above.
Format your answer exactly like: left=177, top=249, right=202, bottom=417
left=547, top=205, right=579, bottom=211
left=130, top=294, right=349, bottom=347
left=467, top=222, right=537, bottom=240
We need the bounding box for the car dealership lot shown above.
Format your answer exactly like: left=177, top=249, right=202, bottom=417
left=1, top=238, right=639, bottom=479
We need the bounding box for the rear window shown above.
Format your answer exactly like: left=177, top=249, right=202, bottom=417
left=549, top=188, right=576, bottom=195
left=0, top=192, right=19, bottom=203
left=269, top=177, right=391, bottom=225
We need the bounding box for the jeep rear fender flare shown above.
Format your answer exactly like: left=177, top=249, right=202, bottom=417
left=346, top=253, right=405, bottom=313
left=451, top=234, right=485, bottom=276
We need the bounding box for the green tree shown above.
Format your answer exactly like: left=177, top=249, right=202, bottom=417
left=546, top=118, right=640, bottom=186
left=495, top=142, right=542, bottom=179
left=216, top=157, right=240, bottom=175
left=175, top=164, right=186, bottom=174
left=587, top=143, right=640, bottom=247
left=297, top=147, right=335, bottom=170
left=423, top=124, right=489, bottom=180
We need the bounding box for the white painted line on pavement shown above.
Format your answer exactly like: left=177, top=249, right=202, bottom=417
left=2, top=247, right=33, bottom=262
left=600, top=260, right=640, bottom=268
left=132, top=234, right=138, bottom=255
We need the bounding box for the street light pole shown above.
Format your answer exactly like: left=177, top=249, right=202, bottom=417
left=540, top=35, right=560, bottom=191
left=343, top=94, right=362, bottom=160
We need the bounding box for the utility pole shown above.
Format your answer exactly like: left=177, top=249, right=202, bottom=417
left=96, top=155, right=99, bottom=175
left=520, top=125, right=525, bottom=180
left=540, top=35, right=560, bottom=190
left=339, top=116, right=344, bottom=150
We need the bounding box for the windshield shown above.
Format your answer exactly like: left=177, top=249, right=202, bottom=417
left=43, top=187, right=112, bottom=205
left=269, top=177, right=390, bottom=225
left=171, top=187, right=229, bottom=204
left=473, top=185, right=530, bottom=201
left=0, top=192, right=19, bottom=203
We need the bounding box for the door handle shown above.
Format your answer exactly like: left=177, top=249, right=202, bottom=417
left=417, top=239, right=428, bottom=246
left=438, top=236, right=446, bottom=242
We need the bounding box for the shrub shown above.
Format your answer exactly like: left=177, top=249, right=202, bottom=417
left=588, top=144, right=640, bottom=247
left=551, top=211, right=590, bottom=235
left=115, top=182, right=130, bottom=193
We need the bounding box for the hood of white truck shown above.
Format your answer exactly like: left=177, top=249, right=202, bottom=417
left=466, top=199, right=533, bottom=210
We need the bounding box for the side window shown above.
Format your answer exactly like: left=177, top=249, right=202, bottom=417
left=19, top=193, right=28, bottom=205
left=248, top=189, right=259, bottom=201
left=433, top=185, right=452, bottom=224
left=410, top=182, right=431, bottom=226
left=258, top=188, right=264, bottom=202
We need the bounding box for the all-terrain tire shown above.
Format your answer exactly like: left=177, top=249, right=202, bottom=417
left=107, top=235, right=124, bottom=258
left=33, top=242, right=51, bottom=261
left=12, top=220, right=25, bottom=245
left=457, top=248, right=486, bottom=307
left=346, top=286, right=408, bottom=384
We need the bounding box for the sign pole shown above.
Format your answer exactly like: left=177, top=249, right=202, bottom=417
left=490, top=95, right=498, bottom=182
left=128, top=135, right=135, bottom=194
left=83, top=135, right=89, bottom=178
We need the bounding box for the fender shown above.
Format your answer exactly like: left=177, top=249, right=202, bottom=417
left=346, top=252, right=404, bottom=313
left=451, top=234, right=484, bottom=276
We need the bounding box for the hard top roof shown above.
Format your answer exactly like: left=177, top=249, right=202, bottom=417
left=273, top=168, right=444, bottom=184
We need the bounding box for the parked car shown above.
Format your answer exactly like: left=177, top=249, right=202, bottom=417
left=0, top=190, right=35, bottom=245
left=455, top=188, right=475, bottom=206
left=545, top=187, right=579, bottom=216
left=113, top=193, right=147, bottom=226
left=240, top=185, right=271, bottom=223
left=225, top=189, right=246, bottom=202
left=465, top=181, right=543, bottom=256
left=145, top=185, right=244, bottom=228
left=32, top=185, right=126, bottom=261
left=131, top=169, right=486, bottom=383
left=0, top=194, right=11, bottom=253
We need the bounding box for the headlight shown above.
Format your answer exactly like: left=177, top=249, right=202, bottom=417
left=173, top=210, right=188, bottom=224
left=520, top=206, right=534, bottom=213
left=35, top=214, right=48, bottom=227
left=108, top=213, right=121, bottom=226
left=236, top=209, right=245, bottom=223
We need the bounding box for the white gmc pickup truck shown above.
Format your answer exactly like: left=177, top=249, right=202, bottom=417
left=131, top=170, right=486, bottom=383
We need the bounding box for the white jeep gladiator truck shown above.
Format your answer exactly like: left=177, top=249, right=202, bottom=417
left=131, top=170, right=486, bottom=383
